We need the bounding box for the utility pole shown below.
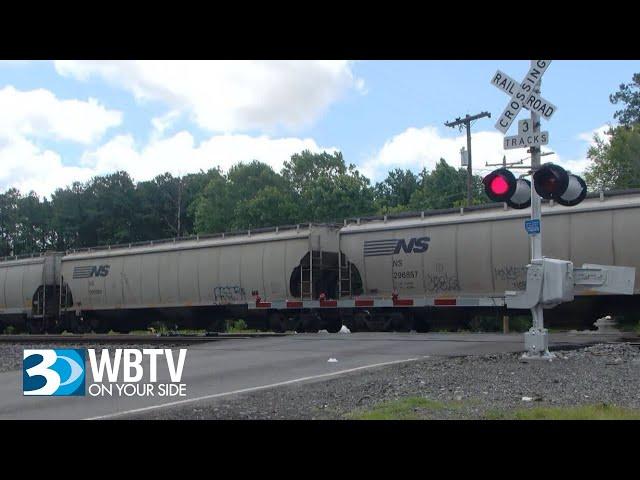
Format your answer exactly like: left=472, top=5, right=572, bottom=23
left=445, top=111, right=491, bottom=206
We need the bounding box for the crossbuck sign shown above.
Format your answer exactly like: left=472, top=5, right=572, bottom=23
left=491, top=60, right=557, bottom=145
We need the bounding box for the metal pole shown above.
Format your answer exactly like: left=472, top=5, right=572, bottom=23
left=524, top=60, right=553, bottom=359
left=501, top=153, right=510, bottom=333
left=466, top=118, right=473, bottom=206
left=530, top=61, right=543, bottom=333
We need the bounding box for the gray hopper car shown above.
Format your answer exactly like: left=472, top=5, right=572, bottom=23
left=336, top=189, right=640, bottom=331
left=1, top=190, right=639, bottom=333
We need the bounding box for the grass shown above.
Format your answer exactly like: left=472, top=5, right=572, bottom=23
left=350, top=397, right=640, bottom=420
left=487, top=404, right=640, bottom=420
left=348, top=396, right=454, bottom=420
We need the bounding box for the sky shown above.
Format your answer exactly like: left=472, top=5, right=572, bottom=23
left=0, top=60, right=638, bottom=197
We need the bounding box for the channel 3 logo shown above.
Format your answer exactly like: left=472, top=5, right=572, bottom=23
left=23, top=349, right=86, bottom=396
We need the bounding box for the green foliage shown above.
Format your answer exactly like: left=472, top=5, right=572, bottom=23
left=282, top=150, right=375, bottom=222
left=234, top=186, right=298, bottom=229
left=409, top=159, right=486, bottom=210
left=194, top=169, right=234, bottom=234
left=610, top=73, right=640, bottom=127
left=584, top=124, right=640, bottom=190
left=374, top=169, right=419, bottom=213
left=348, top=396, right=453, bottom=420
left=225, top=319, right=260, bottom=333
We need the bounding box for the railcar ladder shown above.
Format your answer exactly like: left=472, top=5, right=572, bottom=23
left=340, top=254, right=352, bottom=298
left=301, top=250, right=322, bottom=299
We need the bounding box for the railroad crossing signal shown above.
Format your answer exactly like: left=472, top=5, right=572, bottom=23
left=486, top=60, right=598, bottom=360
left=482, top=168, right=531, bottom=209
left=533, top=163, right=587, bottom=206
left=484, top=163, right=587, bottom=209
left=491, top=61, right=557, bottom=135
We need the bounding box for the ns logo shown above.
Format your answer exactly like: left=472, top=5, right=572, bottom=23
left=363, top=237, right=430, bottom=257
left=72, top=265, right=110, bottom=279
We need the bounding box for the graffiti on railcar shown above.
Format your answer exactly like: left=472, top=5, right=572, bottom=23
left=426, top=272, right=461, bottom=293
left=494, top=265, right=527, bottom=290
left=213, top=286, right=246, bottom=304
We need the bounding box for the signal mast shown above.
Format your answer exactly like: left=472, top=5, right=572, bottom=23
left=486, top=61, right=591, bottom=359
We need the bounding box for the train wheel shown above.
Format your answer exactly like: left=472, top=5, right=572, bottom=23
left=325, top=318, right=342, bottom=333
left=350, top=311, right=369, bottom=332
left=27, top=318, right=44, bottom=334
left=391, top=312, right=412, bottom=332
left=207, top=319, right=226, bottom=333
left=79, top=318, right=93, bottom=334
left=414, top=316, right=430, bottom=333
left=268, top=312, right=287, bottom=333
left=92, top=318, right=110, bottom=334
left=301, top=313, right=320, bottom=333
left=367, top=314, right=392, bottom=332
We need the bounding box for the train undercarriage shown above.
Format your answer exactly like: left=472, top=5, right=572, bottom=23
left=3, top=293, right=638, bottom=335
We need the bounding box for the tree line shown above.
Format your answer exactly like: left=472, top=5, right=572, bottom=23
left=1, top=71, right=639, bottom=257
left=0, top=151, right=486, bottom=256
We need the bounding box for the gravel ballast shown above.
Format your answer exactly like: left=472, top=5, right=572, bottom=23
left=129, top=342, right=640, bottom=420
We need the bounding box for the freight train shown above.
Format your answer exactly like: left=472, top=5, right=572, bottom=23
left=1, top=189, right=639, bottom=334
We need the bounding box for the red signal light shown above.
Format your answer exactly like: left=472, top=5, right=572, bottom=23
left=483, top=168, right=531, bottom=209
left=532, top=163, right=587, bottom=206
left=483, top=168, right=516, bottom=203
left=533, top=163, right=569, bottom=200
left=489, top=175, right=510, bottom=196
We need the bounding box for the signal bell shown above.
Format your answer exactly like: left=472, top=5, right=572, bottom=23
left=533, top=163, right=587, bottom=206
left=483, top=168, right=531, bottom=210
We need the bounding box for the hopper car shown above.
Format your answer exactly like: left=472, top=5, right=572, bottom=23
left=1, top=189, right=639, bottom=333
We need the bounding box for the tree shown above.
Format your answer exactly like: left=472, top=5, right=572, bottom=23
left=409, top=159, right=485, bottom=210
left=282, top=150, right=375, bottom=221
left=610, top=73, right=640, bottom=127
left=193, top=162, right=296, bottom=234
left=0, top=188, right=21, bottom=256
left=15, top=193, right=52, bottom=254
left=374, top=169, right=419, bottom=213
left=193, top=169, right=233, bottom=234
left=228, top=160, right=287, bottom=201
left=181, top=170, right=221, bottom=235
left=234, top=186, right=298, bottom=229
left=585, top=125, right=640, bottom=190
left=282, top=150, right=346, bottom=193
left=82, top=171, right=138, bottom=246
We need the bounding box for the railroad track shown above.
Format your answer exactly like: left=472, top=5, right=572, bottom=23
left=0, top=332, right=291, bottom=344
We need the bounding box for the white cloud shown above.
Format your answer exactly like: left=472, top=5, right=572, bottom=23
left=576, top=124, right=611, bottom=143
left=54, top=60, right=363, bottom=133
left=79, top=131, right=338, bottom=184
left=360, top=123, right=616, bottom=182
left=0, top=132, right=95, bottom=195
left=0, top=86, right=122, bottom=196
left=360, top=126, right=528, bottom=182
left=151, top=110, right=181, bottom=137
left=0, top=85, right=121, bottom=144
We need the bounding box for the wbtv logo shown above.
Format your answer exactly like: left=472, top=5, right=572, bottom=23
left=23, top=349, right=86, bottom=396
left=73, top=265, right=110, bottom=279
left=364, top=237, right=430, bottom=257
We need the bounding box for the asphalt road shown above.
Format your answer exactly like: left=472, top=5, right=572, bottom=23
left=0, top=332, right=629, bottom=420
